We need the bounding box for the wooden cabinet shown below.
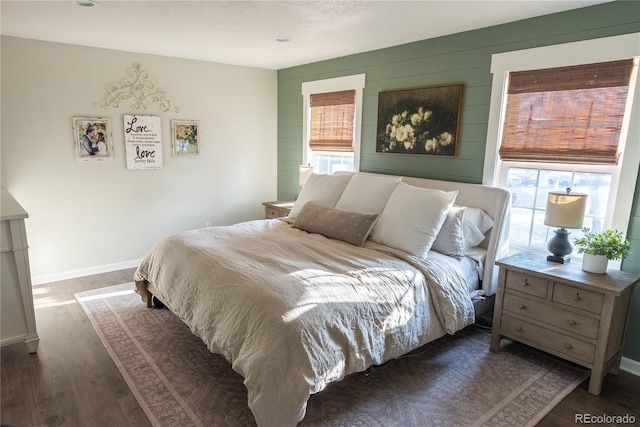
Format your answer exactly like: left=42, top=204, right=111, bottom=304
left=1, top=190, right=39, bottom=353
left=490, top=251, right=638, bottom=395
left=262, top=201, right=294, bottom=219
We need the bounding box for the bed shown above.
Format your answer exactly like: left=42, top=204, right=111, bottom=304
left=134, top=172, right=511, bottom=426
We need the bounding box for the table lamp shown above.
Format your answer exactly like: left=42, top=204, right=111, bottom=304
left=299, top=164, right=313, bottom=187
left=544, top=188, right=588, bottom=264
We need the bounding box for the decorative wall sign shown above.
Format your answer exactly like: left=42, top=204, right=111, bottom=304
left=171, top=120, right=200, bottom=156
left=72, top=117, right=113, bottom=161
left=124, top=115, right=163, bottom=170
left=98, top=63, right=179, bottom=113
left=376, top=83, right=463, bottom=156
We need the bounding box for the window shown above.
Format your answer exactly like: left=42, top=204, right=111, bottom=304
left=483, top=34, right=640, bottom=268
left=507, top=166, right=612, bottom=252
left=302, top=74, right=365, bottom=174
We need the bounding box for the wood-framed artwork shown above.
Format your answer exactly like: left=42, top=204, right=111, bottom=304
left=171, top=120, right=199, bottom=156
left=376, top=83, right=464, bottom=156
left=73, top=117, right=113, bottom=160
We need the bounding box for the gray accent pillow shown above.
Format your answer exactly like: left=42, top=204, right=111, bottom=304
left=292, top=202, right=379, bottom=247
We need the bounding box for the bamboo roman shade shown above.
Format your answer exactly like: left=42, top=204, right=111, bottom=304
left=309, top=90, right=356, bottom=152
left=499, top=59, right=635, bottom=164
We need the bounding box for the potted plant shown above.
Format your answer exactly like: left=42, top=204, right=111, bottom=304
left=573, top=227, right=632, bottom=273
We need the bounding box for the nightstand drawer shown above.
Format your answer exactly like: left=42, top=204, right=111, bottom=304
left=501, top=314, right=595, bottom=364
left=503, top=292, right=600, bottom=339
left=504, top=270, right=548, bottom=299
left=262, top=201, right=294, bottom=219
left=552, top=283, right=603, bottom=314
left=265, top=207, right=281, bottom=219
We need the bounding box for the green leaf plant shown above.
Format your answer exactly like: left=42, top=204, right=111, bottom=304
left=573, top=227, right=632, bottom=261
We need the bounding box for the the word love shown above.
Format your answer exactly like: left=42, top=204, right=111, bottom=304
left=134, top=145, right=155, bottom=160
left=125, top=116, right=150, bottom=133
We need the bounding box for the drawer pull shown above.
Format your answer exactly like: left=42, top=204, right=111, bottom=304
left=516, top=326, right=523, bottom=332
left=568, top=319, right=577, bottom=326
left=522, top=279, right=529, bottom=287
left=574, top=294, right=581, bottom=302
left=519, top=304, right=526, bottom=310
left=564, top=343, right=573, bottom=350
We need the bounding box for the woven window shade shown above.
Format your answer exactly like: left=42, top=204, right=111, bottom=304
left=309, top=90, right=356, bottom=152
left=499, top=59, right=634, bottom=164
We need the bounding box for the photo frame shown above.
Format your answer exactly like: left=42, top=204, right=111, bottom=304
left=171, top=120, right=200, bottom=156
left=376, top=83, right=464, bottom=156
left=73, top=117, right=113, bottom=160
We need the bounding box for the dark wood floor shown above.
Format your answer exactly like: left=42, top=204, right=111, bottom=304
left=2, top=269, right=639, bottom=426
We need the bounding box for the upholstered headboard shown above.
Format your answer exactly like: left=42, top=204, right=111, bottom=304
left=337, top=172, right=511, bottom=295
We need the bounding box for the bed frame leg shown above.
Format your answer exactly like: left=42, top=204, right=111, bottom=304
left=146, top=289, right=153, bottom=308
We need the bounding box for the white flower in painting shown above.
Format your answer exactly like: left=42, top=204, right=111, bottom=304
left=394, top=125, right=409, bottom=142
left=439, top=132, right=453, bottom=146
left=411, top=113, right=422, bottom=126
left=425, top=138, right=438, bottom=152
left=388, top=125, right=396, bottom=139
left=405, top=124, right=415, bottom=138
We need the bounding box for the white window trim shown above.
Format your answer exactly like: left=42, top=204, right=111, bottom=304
left=301, top=74, right=366, bottom=172
left=482, top=34, right=640, bottom=262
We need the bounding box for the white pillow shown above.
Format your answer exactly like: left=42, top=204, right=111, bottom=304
left=464, top=207, right=494, bottom=234
left=432, top=206, right=495, bottom=257
left=334, top=174, right=401, bottom=215
left=288, top=173, right=352, bottom=219
left=431, top=206, right=466, bottom=258
left=370, top=182, right=458, bottom=257
left=463, top=208, right=494, bottom=249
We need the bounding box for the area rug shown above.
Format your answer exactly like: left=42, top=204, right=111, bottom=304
left=75, top=283, right=588, bottom=427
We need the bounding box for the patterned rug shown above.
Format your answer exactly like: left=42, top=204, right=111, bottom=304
left=75, top=283, right=588, bottom=427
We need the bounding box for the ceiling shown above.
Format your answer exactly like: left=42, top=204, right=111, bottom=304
left=0, top=0, right=612, bottom=70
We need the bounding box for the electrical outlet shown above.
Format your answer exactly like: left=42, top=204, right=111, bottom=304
left=205, top=221, right=212, bottom=228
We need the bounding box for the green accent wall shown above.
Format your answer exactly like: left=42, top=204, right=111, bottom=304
left=277, top=1, right=640, bottom=361
left=623, top=174, right=640, bottom=360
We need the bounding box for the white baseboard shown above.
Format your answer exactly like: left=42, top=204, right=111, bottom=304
left=32, top=259, right=142, bottom=285
left=621, top=357, right=640, bottom=377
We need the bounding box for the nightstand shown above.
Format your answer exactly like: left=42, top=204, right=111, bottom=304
left=490, top=251, right=639, bottom=395
left=262, top=201, right=294, bottom=219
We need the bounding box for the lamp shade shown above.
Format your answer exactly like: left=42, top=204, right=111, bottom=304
left=299, top=165, right=313, bottom=186
left=544, top=190, right=587, bottom=229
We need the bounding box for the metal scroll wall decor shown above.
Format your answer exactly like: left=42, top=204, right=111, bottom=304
left=97, top=63, right=179, bottom=113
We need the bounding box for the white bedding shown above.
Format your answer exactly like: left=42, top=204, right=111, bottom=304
left=454, top=252, right=484, bottom=293
left=134, top=219, right=475, bottom=426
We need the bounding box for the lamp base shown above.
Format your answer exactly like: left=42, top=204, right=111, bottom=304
left=547, top=254, right=571, bottom=264
left=546, top=228, right=573, bottom=264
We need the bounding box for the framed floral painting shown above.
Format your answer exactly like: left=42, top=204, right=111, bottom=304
left=376, top=84, right=464, bottom=156
left=73, top=117, right=113, bottom=160
left=171, top=120, right=199, bottom=156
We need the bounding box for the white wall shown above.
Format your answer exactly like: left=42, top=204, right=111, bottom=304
left=1, top=36, right=278, bottom=281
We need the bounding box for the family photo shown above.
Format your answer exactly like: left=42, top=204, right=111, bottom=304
left=73, top=117, right=113, bottom=160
